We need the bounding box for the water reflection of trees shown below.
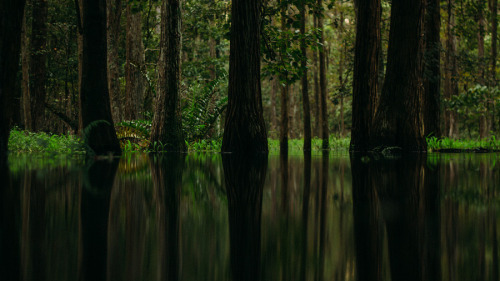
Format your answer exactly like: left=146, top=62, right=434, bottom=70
left=223, top=153, right=267, bottom=281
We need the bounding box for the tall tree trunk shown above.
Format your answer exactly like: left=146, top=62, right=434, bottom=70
left=79, top=0, right=121, bottom=155
left=150, top=0, right=185, bottom=152
left=301, top=4, right=311, bottom=152
left=22, top=4, right=31, bottom=130
left=221, top=0, right=268, bottom=153
left=106, top=0, right=122, bottom=123
left=280, top=3, right=289, bottom=155
left=371, top=0, right=427, bottom=151
left=0, top=0, right=27, bottom=156
left=478, top=0, right=489, bottom=138
left=318, top=0, right=329, bottom=150
left=424, top=0, right=441, bottom=138
left=270, top=76, right=278, bottom=138
left=444, top=0, right=459, bottom=138
left=125, top=4, right=147, bottom=120
left=491, top=0, right=498, bottom=132
left=338, top=10, right=346, bottom=138
left=28, top=0, right=48, bottom=132
left=350, top=0, right=381, bottom=151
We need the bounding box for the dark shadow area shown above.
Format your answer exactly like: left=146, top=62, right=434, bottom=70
left=223, top=153, right=268, bottom=281
left=78, top=159, right=119, bottom=281
left=150, top=153, right=185, bottom=281
left=0, top=157, right=20, bottom=281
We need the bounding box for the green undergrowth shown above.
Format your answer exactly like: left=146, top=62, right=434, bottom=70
left=8, top=128, right=500, bottom=154
left=8, top=128, right=86, bottom=155
left=427, top=136, right=500, bottom=152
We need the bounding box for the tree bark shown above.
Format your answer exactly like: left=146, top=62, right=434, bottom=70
left=490, top=0, right=498, bottom=132
left=371, top=0, right=427, bottom=151
left=106, top=0, right=122, bottom=123
left=79, top=0, right=121, bottom=155
left=150, top=0, right=185, bottom=152
left=301, top=4, right=311, bottom=152
left=280, top=3, right=289, bottom=155
left=424, top=0, right=441, bottom=138
left=0, top=0, right=27, bottom=156
left=318, top=0, right=329, bottom=150
left=125, top=3, right=147, bottom=120
left=444, top=0, right=459, bottom=138
left=28, top=0, right=48, bottom=131
left=350, top=0, right=381, bottom=152
left=22, top=4, right=31, bottom=130
left=221, top=0, right=268, bottom=153
left=478, top=0, right=488, bottom=138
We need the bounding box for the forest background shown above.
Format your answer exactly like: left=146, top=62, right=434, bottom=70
left=6, top=0, right=500, bottom=153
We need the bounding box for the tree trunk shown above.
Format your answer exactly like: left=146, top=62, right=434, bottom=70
left=491, top=0, right=498, bottom=132
left=79, top=0, right=121, bottom=155
left=371, top=0, right=427, bottom=151
left=318, top=0, right=329, bottom=150
left=424, top=0, right=441, bottom=138
left=28, top=0, right=48, bottom=131
left=270, top=76, right=278, bottom=138
left=150, top=0, right=185, bottom=152
left=350, top=0, right=381, bottom=151
left=478, top=0, right=488, bottom=138
left=125, top=4, right=147, bottom=120
left=221, top=0, right=268, bottom=153
left=106, top=0, right=122, bottom=123
left=22, top=4, right=31, bottom=130
left=338, top=10, right=346, bottom=138
left=444, top=0, right=459, bottom=138
left=0, top=0, right=26, bottom=156
left=301, top=4, right=311, bottom=152
left=280, top=3, right=289, bottom=155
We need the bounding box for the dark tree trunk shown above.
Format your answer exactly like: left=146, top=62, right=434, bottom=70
left=106, top=0, right=122, bottom=123
left=150, top=0, right=185, bottom=152
left=350, top=0, right=381, bottom=152
left=270, top=76, right=278, bottom=138
left=125, top=4, right=146, bottom=120
left=0, top=0, right=26, bottom=156
left=222, top=0, right=268, bottom=153
left=444, top=0, right=459, bottom=138
left=22, top=4, right=31, bottom=130
left=301, top=4, right=311, bottom=152
left=223, top=153, right=267, bottom=281
left=490, top=0, right=498, bottom=132
left=424, top=0, right=441, bottom=138
left=280, top=3, right=289, bottom=155
left=317, top=0, right=329, bottom=150
left=79, top=0, right=121, bottom=155
left=28, top=0, right=48, bottom=131
left=371, top=0, right=427, bottom=151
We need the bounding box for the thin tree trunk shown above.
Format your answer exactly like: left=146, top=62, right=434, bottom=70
left=79, top=0, right=121, bottom=155
left=479, top=0, right=489, bottom=138
left=106, top=0, right=122, bottom=123
left=150, top=0, right=185, bottom=152
left=221, top=0, right=268, bottom=152
left=271, top=76, right=278, bottom=138
left=318, top=0, right=329, bottom=149
left=125, top=4, right=147, bottom=120
left=280, top=2, right=289, bottom=155
left=444, top=0, right=459, bottom=138
left=350, top=0, right=381, bottom=151
left=338, top=10, right=345, bottom=138
left=424, top=0, right=441, bottom=138
left=371, top=0, right=427, bottom=151
left=22, top=4, right=31, bottom=130
left=491, top=0, right=498, bottom=132
left=301, top=4, right=311, bottom=152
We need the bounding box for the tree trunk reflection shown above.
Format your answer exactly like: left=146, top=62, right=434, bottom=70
left=223, top=153, right=267, bottom=281
left=150, top=153, right=184, bottom=281
left=351, top=154, right=441, bottom=281
left=78, top=159, right=119, bottom=281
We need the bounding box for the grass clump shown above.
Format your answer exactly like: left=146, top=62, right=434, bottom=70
left=8, top=128, right=86, bottom=155
left=427, top=136, right=500, bottom=152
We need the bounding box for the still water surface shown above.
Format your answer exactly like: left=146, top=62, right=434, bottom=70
left=1, top=152, right=499, bottom=281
